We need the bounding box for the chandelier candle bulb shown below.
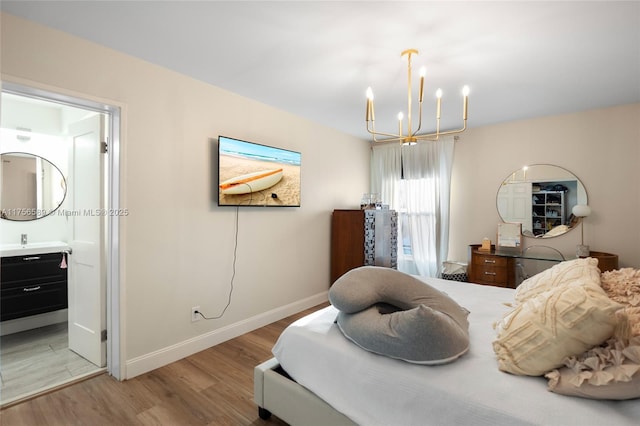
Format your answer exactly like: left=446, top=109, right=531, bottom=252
left=462, top=86, right=470, bottom=120
left=366, top=87, right=375, bottom=122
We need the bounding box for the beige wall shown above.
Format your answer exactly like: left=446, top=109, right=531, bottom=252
left=449, top=103, right=640, bottom=268
left=1, top=13, right=370, bottom=375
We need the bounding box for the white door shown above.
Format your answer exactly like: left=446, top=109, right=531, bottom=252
left=497, top=182, right=533, bottom=232
left=68, top=114, right=106, bottom=367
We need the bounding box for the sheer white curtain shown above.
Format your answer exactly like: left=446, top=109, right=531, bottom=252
left=371, top=136, right=455, bottom=277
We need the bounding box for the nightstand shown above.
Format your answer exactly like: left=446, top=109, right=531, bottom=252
left=581, top=251, right=618, bottom=272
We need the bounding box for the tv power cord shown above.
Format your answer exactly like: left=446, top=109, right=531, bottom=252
left=193, top=205, right=239, bottom=320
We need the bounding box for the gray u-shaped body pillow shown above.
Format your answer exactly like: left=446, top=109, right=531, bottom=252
left=329, top=266, right=470, bottom=364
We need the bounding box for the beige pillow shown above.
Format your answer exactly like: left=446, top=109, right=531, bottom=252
left=545, top=336, right=640, bottom=400
left=494, top=279, right=622, bottom=376
left=514, top=258, right=601, bottom=304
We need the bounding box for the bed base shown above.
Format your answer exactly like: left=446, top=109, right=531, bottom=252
left=254, top=358, right=356, bottom=425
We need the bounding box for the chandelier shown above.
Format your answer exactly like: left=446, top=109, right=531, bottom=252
left=365, top=49, right=469, bottom=145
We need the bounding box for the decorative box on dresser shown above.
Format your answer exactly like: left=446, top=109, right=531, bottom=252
left=330, top=209, right=398, bottom=284
left=468, top=244, right=516, bottom=289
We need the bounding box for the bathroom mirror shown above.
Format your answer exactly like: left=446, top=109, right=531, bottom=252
left=496, top=164, right=587, bottom=238
left=1, top=152, right=67, bottom=221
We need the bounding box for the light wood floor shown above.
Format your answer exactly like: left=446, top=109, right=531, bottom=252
left=0, top=322, right=100, bottom=404
left=0, top=303, right=329, bottom=425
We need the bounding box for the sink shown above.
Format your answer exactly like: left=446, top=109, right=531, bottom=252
left=0, top=241, right=69, bottom=257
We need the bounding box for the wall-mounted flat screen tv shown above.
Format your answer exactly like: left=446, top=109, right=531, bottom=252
left=218, top=136, right=301, bottom=207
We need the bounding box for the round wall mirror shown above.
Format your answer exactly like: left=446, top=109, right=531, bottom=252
left=496, top=164, right=587, bottom=238
left=1, top=152, right=67, bottom=221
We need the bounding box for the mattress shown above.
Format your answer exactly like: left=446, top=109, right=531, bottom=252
left=272, top=277, right=640, bottom=426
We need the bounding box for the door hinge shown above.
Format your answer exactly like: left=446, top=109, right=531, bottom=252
left=101, top=329, right=108, bottom=342
left=101, top=141, right=108, bottom=154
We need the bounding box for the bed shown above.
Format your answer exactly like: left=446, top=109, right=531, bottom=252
left=254, top=274, right=640, bottom=425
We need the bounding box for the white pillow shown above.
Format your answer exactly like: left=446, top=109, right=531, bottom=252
left=494, top=279, right=622, bottom=376
left=514, top=258, right=601, bottom=304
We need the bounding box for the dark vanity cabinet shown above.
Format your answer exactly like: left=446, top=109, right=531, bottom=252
left=1, top=252, right=68, bottom=321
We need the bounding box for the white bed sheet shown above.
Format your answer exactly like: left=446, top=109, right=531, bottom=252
left=273, top=277, right=640, bottom=426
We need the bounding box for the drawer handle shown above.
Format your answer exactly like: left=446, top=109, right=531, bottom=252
left=484, top=272, right=497, bottom=276
left=23, top=286, right=42, bottom=292
left=23, top=256, right=41, bottom=261
left=483, top=259, right=496, bottom=264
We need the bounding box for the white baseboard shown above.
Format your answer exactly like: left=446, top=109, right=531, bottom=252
left=125, top=291, right=328, bottom=379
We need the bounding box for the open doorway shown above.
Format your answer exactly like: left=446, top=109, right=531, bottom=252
left=0, top=83, right=121, bottom=406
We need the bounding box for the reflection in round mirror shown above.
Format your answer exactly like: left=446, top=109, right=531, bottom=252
left=1, top=152, right=67, bottom=221
left=496, top=164, right=587, bottom=238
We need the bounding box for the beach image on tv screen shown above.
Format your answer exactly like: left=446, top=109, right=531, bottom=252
left=218, top=136, right=301, bottom=207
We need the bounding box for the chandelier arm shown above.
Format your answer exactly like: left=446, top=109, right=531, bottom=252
left=368, top=130, right=405, bottom=141
left=371, top=136, right=408, bottom=144
left=414, top=121, right=467, bottom=139
left=366, top=122, right=403, bottom=140
left=376, top=125, right=467, bottom=144
left=367, top=129, right=406, bottom=143
left=366, top=120, right=378, bottom=142
left=412, top=101, right=423, bottom=136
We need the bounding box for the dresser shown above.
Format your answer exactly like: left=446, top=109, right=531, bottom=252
left=468, top=245, right=517, bottom=288
left=330, top=209, right=398, bottom=284
left=468, top=244, right=619, bottom=289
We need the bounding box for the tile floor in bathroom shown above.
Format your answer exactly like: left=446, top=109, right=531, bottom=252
left=0, top=322, right=99, bottom=404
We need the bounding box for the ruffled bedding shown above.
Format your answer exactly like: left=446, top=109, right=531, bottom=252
left=545, top=337, right=640, bottom=399
left=601, top=268, right=640, bottom=337
left=493, top=259, right=640, bottom=400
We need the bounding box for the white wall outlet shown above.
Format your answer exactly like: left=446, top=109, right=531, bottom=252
left=191, top=306, right=201, bottom=322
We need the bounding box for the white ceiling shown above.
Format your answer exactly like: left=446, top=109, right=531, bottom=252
left=2, top=1, right=639, bottom=140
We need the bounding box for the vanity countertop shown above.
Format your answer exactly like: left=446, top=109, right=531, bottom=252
left=0, top=241, right=69, bottom=257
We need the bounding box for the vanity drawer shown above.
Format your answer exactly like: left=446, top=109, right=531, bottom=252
left=1, top=253, right=66, bottom=288
left=0, top=280, right=68, bottom=321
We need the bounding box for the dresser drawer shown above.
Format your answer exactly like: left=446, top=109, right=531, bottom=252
left=475, top=266, right=510, bottom=287
left=473, top=253, right=509, bottom=268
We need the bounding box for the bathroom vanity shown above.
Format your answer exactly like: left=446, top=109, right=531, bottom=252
left=0, top=242, right=69, bottom=322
